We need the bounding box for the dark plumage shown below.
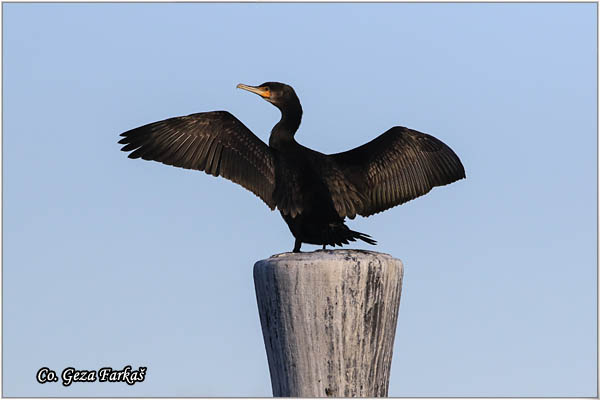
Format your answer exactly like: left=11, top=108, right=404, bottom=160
left=119, top=82, right=465, bottom=252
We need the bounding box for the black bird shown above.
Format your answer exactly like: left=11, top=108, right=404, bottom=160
left=119, top=82, right=465, bottom=252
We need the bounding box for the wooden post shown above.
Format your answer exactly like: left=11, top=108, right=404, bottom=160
left=254, top=249, right=403, bottom=397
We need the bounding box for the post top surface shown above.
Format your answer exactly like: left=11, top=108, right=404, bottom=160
left=260, top=249, right=401, bottom=264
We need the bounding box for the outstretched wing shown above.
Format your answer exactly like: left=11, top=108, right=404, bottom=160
left=119, top=111, right=276, bottom=209
left=331, top=126, right=465, bottom=217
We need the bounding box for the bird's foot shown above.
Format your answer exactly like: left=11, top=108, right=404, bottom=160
left=293, top=239, right=302, bottom=253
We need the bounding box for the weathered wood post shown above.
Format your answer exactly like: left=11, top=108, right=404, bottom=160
left=254, top=249, right=403, bottom=397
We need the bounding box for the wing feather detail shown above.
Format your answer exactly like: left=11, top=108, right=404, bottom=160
left=331, top=126, right=465, bottom=217
left=119, top=111, right=276, bottom=209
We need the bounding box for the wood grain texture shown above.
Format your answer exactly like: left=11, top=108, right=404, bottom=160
left=254, top=250, right=403, bottom=397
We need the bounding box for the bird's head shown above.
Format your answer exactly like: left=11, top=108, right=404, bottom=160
left=237, top=82, right=300, bottom=112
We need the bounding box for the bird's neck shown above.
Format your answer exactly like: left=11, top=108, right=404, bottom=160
left=269, top=101, right=302, bottom=150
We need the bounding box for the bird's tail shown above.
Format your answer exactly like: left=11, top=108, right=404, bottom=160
left=350, top=230, right=377, bottom=246
left=326, top=223, right=377, bottom=247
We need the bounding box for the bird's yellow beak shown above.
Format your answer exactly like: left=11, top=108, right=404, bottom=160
left=237, top=83, right=271, bottom=99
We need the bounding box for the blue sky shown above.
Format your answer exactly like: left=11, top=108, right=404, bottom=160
left=3, top=2, right=597, bottom=397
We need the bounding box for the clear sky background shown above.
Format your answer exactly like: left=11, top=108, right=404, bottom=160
left=2, top=2, right=597, bottom=397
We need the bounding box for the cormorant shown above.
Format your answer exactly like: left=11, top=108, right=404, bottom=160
left=119, top=82, right=465, bottom=252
